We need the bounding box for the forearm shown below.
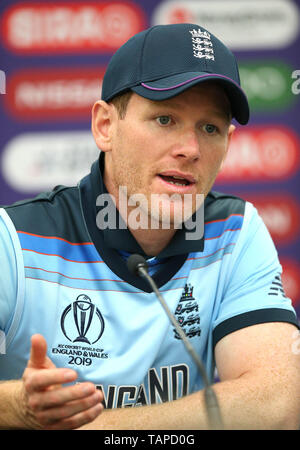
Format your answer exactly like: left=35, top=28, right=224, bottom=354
left=213, top=371, right=300, bottom=430
left=0, top=380, right=37, bottom=430
left=80, top=389, right=209, bottom=430
left=80, top=370, right=300, bottom=430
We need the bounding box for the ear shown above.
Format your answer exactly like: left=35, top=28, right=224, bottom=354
left=226, top=124, right=235, bottom=152
left=219, top=124, right=235, bottom=172
left=91, top=100, right=116, bottom=152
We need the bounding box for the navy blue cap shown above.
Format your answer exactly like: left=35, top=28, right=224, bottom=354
left=101, top=23, right=249, bottom=125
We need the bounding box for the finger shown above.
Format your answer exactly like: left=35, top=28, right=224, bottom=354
left=43, top=401, right=104, bottom=430
left=28, top=334, right=52, bottom=369
left=24, top=368, right=77, bottom=394
left=35, top=389, right=103, bottom=425
left=29, top=382, right=100, bottom=411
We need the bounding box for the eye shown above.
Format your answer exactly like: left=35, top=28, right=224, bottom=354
left=203, top=124, right=218, bottom=134
left=156, top=116, right=172, bottom=126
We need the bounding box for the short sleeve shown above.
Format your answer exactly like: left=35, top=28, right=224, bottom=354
left=212, top=202, right=299, bottom=347
left=0, top=209, right=18, bottom=332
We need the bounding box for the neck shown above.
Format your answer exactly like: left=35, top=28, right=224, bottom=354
left=127, top=226, right=176, bottom=257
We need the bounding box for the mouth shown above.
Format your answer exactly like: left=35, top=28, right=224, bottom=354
left=157, top=171, right=196, bottom=189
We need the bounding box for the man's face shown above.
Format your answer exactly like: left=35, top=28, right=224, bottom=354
left=101, top=83, right=235, bottom=227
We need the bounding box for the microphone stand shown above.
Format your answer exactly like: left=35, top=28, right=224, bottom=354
left=134, top=260, right=223, bottom=430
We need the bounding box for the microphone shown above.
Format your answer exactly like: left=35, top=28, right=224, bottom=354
left=127, top=254, right=223, bottom=430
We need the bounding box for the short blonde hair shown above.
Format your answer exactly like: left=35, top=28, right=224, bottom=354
left=109, top=90, right=133, bottom=119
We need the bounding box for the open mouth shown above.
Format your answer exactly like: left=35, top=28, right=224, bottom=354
left=159, top=175, right=191, bottom=186
left=158, top=172, right=196, bottom=188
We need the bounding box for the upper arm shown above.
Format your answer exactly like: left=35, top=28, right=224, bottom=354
left=0, top=209, right=18, bottom=332
left=215, top=321, right=300, bottom=382
left=214, top=321, right=300, bottom=429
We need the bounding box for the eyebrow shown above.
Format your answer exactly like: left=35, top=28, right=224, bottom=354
left=208, top=109, right=232, bottom=123
left=147, top=98, right=183, bottom=111
left=149, top=100, right=231, bottom=123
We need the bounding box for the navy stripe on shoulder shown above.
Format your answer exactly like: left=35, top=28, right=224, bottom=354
left=205, top=191, right=246, bottom=223
left=213, top=308, right=299, bottom=348
left=3, top=185, right=89, bottom=244
left=3, top=185, right=69, bottom=209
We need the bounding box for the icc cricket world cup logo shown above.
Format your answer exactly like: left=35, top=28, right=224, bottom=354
left=61, top=294, right=105, bottom=345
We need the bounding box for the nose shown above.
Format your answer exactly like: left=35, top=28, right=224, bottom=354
left=171, top=129, right=201, bottom=161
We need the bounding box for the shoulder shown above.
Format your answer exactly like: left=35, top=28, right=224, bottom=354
left=3, top=185, right=77, bottom=215
left=2, top=185, right=82, bottom=241
left=204, top=190, right=265, bottom=236
left=205, top=191, right=246, bottom=222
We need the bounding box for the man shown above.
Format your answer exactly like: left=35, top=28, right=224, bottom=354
left=0, top=23, right=299, bottom=430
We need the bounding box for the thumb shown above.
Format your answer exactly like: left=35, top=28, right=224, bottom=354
left=28, top=334, right=55, bottom=369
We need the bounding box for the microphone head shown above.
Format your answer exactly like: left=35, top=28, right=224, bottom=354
left=127, top=254, right=147, bottom=276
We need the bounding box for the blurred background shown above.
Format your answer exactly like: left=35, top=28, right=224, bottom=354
left=0, top=0, right=299, bottom=315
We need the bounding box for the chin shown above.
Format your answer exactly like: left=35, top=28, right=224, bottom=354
left=148, top=201, right=189, bottom=230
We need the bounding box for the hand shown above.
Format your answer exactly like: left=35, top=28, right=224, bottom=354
left=20, top=334, right=103, bottom=430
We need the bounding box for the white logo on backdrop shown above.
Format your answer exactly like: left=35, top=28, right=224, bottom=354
left=1, top=132, right=99, bottom=192
left=153, top=0, right=300, bottom=50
